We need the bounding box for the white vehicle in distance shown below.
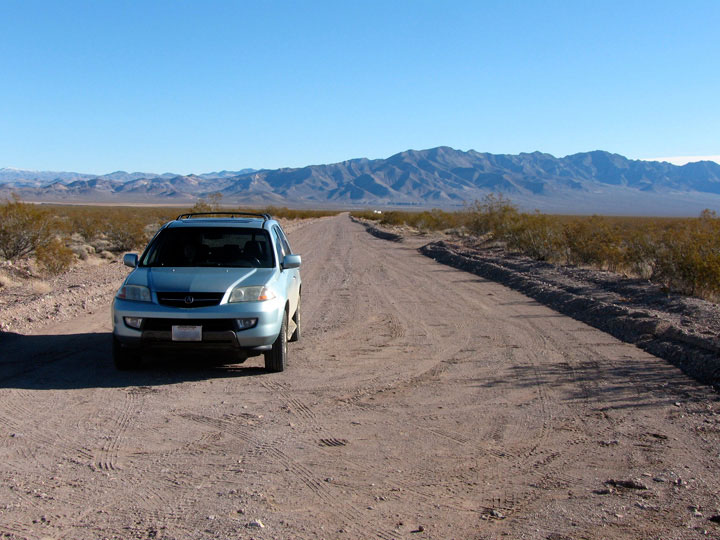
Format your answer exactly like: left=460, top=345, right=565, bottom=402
left=111, top=212, right=301, bottom=372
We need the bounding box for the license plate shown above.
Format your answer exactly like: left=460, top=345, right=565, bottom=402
left=172, top=325, right=202, bottom=341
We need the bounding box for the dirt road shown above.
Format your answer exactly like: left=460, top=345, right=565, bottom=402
left=1, top=214, right=719, bottom=540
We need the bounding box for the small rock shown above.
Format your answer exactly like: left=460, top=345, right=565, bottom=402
left=247, top=519, right=264, bottom=528
left=410, top=525, right=425, bottom=533
left=708, top=515, right=720, bottom=523
left=606, top=479, right=648, bottom=490
left=599, top=439, right=618, bottom=446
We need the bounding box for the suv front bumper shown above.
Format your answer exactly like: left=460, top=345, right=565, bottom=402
left=112, top=297, right=284, bottom=355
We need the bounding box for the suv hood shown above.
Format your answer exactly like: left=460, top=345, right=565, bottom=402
left=127, top=267, right=275, bottom=293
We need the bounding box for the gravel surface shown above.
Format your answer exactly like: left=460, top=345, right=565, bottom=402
left=0, top=214, right=718, bottom=540
left=358, top=218, right=720, bottom=388
left=0, top=257, right=128, bottom=335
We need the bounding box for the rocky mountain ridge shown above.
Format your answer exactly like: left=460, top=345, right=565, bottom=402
left=2, top=148, right=720, bottom=215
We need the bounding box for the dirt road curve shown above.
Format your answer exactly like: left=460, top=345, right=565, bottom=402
left=1, top=214, right=719, bottom=540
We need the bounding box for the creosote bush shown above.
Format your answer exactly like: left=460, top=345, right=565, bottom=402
left=103, top=216, right=151, bottom=252
left=0, top=196, right=54, bottom=260
left=192, top=192, right=224, bottom=213
left=35, top=237, right=75, bottom=275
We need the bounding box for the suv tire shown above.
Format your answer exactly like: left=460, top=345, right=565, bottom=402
left=113, top=336, right=140, bottom=370
left=265, top=311, right=288, bottom=372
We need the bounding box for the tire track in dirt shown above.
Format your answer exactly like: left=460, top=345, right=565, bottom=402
left=275, top=219, right=530, bottom=522
left=261, top=376, right=483, bottom=523
left=348, top=223, right=609, bottom=522
left=0, top=389, right=95, bottom=468
left=0, top=519, right=40, bottom=540
left=92, top=389, right=143, bottom=472
left=178, top=410, right=400, bottom=540
left=284, top=218, right=539, bottom=521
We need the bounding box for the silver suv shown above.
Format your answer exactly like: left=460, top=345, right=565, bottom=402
left=111, top=212, right=301, bottom=372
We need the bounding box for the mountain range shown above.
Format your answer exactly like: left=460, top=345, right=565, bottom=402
left=2, top=148, right=720, bottom=215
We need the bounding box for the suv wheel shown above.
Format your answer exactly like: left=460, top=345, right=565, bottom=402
left=265, top=311, right=288, bottom=372
left=113, top=336, right=140, bottom=370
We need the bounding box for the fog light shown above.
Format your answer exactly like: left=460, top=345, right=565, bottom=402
left=124, top=317, right=143, bottom=329
left=236, top=318, right=258, bottom=330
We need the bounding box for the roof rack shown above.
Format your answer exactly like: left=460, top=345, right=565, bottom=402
left=175, top=212, right=272, bottom=221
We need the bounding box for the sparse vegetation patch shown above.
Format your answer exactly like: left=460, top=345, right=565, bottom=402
left=353, top=196, right=720, bottom=300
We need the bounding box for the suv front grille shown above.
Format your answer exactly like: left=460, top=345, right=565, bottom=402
left=156, top=292, right=224, bottom=308
left=142, top=318, right=237, bottom=332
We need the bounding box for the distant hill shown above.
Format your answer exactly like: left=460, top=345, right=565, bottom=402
left=2, top=149, right=720, bottom=215
left=0, top=168, right=257, bottom=186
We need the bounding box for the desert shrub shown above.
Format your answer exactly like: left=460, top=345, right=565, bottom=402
left=192, top=192, right=224, bottom=213
left=622, top=224, right=660, bottom=279
left=70, top=244, right=92, bottom=261
left=71, top=213, right=106, bottom=241
left=563, top=216, right=625, bottom=270
left=378, top=209, right=437, bottom=231
left=467, top=194, right=519, bottom=239
left=378, top=211, right=407, bottom=227
left=103, top=216, right=150, bottom=252
left=505, top=212, right=565, bottom=261
left=415, top=209, right=465, bottom=232
left=35, top=237, right=75, bottom=275
left=0, top=196, right=55, bottom=260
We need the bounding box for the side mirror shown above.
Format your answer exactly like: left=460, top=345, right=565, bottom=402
left=282, top=254, right=301, bottom=269
left=123, top=253, right=139, bottom=268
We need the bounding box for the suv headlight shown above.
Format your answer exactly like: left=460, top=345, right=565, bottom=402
left=117, top=285, right=151, bottom=302
left=228, top=285, right=276, bottom=303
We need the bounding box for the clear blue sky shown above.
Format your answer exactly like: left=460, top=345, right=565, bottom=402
left=1, top=0, right=718, bottom=174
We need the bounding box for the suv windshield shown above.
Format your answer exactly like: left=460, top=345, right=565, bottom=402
left=140, top=227, right=275, bottom=268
